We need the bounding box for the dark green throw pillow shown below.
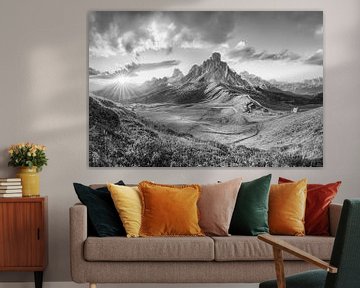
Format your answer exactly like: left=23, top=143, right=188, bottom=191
left=73, top=181, right=126, bottom=237
left=229, top=174, right=272, bottom=236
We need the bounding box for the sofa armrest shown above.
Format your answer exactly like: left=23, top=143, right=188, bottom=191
left=258, top=234, right=338, bottom=273
left=258, top=233, right=337, bottom=288
left=329, top=203, right=342, bottom=237
left=69, top=203, right=88, bottom=283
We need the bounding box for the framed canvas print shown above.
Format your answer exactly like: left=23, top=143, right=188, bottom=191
left=89, top=11, right=323, bottom=167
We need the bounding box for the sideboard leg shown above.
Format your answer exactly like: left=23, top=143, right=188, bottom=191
left=34, top=271, right=43, bottom=288
left=90, top=283, right=97, bottom=288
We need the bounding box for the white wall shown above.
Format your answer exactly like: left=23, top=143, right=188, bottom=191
left=0, top=0, right=359, bottom=282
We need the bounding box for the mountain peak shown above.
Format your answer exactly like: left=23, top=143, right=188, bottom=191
left=168, top=68, right=184, bottom=83
left=182, top=52, right=252, bottom=89
left=171, top=68, right=184, bottom=78
left=211, top=52, right=221, bottom=63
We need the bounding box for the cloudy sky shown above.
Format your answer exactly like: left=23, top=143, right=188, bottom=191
left=89, top=11, right=323, bottom=84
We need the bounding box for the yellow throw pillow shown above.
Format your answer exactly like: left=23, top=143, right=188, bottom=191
left=107, top=183, right=142, bottom=238
left=269, top=179, right=307, bottom=236
left=138, top=181, right=204, bottom=237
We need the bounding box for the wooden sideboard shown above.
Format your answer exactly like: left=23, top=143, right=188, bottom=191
left=0, top=197, right=47, bottom=288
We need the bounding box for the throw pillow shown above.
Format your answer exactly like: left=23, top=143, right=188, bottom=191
left=198, top=178, right=242, bottom=236
left=229, top=174, right=272, bottom=236
left=138, top=181, right=203, bottom=237
left=73, top=181, right=126, bottom=237
left=107, top=183, right=142, bottom=238
left=279, top=177, right=341, bottom=236
left=269, top=179, right=307, bottom=236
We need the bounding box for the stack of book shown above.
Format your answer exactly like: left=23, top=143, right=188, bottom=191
left=0, top=178, right=22, bottom=197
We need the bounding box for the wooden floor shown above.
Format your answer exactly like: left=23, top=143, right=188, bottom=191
left=0, top=283, right=259, bottom=288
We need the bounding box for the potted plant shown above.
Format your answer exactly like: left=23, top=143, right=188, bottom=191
left=8, top=143, right=48, bottom=197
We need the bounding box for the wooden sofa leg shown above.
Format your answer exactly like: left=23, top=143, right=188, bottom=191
left=89, top=283, right=97, bottom=288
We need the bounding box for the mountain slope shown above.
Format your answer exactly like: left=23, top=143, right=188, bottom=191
left=89, top=95, right=316, bottom=167
left=94, top=52, right=322, bottom=111
left=241, top=107, right=323, bottom=164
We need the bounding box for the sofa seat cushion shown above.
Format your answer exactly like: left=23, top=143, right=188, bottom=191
left=212, top=236, right=334, bottom=261
left=84, top=236, right=214, bottom=261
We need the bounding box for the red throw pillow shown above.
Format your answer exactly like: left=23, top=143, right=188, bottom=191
left=278, top=177, right=341, bottom=236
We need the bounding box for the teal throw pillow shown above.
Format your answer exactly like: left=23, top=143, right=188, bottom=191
left=229, top=174, right=272, bottom=236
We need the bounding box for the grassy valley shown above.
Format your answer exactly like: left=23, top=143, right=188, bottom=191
left=89, top=95, right=322, bottom=167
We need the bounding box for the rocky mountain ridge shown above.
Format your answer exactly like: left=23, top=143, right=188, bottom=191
left=269, top=77, right=323, bottom=95
left=94, top=52, right=323, bottom=109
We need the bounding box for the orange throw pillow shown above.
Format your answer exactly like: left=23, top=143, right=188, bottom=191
left=278, top=177, right=341, bottom=236
left=269, top=179, right=307, bottom=236
left=138, top=181, right=204, bottom=237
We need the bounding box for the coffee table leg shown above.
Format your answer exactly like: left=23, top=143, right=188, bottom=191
left=34, top=271, right=43, bottom=288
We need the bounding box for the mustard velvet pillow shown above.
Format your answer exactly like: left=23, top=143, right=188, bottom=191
left=138, top=181, right=204, bottom=237
left=107, top=183, right=142, bottom=238
left=269, top=179, right=307, bottom=236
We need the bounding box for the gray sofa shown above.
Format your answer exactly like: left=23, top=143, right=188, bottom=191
left=70, top=202, right=342, bottom=287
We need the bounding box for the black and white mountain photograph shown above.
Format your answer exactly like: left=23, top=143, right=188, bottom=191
left=88, top=11, right=323, bottom=167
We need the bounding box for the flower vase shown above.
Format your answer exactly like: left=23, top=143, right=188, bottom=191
left=16, top=167, right=40, bottom=197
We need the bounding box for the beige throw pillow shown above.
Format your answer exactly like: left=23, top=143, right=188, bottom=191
left=198, top=178, right=242, bottom=236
